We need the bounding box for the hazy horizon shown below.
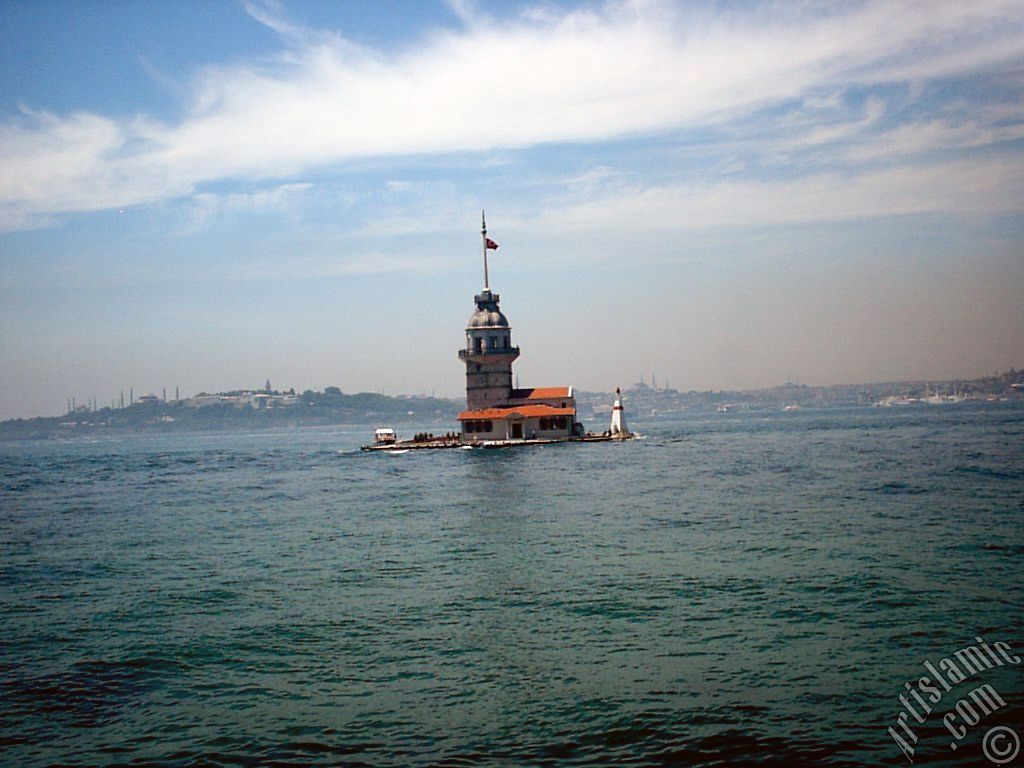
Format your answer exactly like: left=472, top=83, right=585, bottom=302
left=9, top=360, right=1023, bottom=422
left=2, top=1, right=1023, bottom=421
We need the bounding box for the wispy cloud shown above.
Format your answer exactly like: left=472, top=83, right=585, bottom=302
left=0, top=0, right=1022, bottom=231
left=183, top=182, right=316, bottom=229
left=539, top=157, right=1024, bottom=234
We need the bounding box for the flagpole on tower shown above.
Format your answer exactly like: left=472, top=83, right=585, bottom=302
left=481, top=210, right=489, bottom=290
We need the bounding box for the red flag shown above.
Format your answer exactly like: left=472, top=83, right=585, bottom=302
left=485, top=238, right=499, bottom=250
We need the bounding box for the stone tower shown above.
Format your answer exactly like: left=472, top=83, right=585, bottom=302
left=457, top=211, right=520, bottom=410
left=459, top=288, right=520, bottom=410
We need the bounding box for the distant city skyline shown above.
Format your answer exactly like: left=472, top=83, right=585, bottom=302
left=2, top=0, right=1023, bottom=420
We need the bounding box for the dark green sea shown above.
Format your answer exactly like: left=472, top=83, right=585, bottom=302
left=2, top=404, right=1022, bottom=767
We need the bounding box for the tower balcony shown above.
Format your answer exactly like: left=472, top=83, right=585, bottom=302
left=459, top=346, right=520, bottom=362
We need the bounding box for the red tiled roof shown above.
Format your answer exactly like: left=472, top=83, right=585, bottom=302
left=458, top=404, right=577, bottom=420
left=508, top=386, right=572, bottom=400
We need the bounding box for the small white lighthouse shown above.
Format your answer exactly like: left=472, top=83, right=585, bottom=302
left=609, top=387, right=631, bottom=438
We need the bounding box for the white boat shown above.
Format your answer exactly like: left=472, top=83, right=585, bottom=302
left=875, top=396, right=920, bottom=407
left=373, top=428, right=397, bottom=445
left=922, top=385, right=968, bottom=404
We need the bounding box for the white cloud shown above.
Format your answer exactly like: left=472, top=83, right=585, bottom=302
left=842, top=118, right=1024, bottom=163
left=0, top=0, right=1022, bottom=230
left=541, top=157, right=1024, bottom=233
left=183, top=182, right=316, bottom=228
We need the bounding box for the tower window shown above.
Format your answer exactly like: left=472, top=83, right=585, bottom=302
left=489, top=336, right=497, bottom=349
left=474, top=338, right=482, bottom=353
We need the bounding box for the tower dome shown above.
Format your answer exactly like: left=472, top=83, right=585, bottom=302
left=467, top=304, right=509, bottom=329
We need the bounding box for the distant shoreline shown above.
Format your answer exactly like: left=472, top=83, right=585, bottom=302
left=2, top=368, right=1020, bottom=441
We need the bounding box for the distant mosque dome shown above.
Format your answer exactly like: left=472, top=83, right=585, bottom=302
left=467, top=306, right=509, bottom=329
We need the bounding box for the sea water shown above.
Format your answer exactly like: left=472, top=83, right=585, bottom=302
left=1, top=404, right=1022, bottom=766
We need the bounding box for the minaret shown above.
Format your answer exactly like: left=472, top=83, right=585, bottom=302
left=458, top=212, right=520, bottom=410
left=610, top=387, right=631, bottom=437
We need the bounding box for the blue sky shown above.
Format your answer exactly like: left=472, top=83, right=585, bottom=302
left=1, top=0, right=1022, bottom=419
